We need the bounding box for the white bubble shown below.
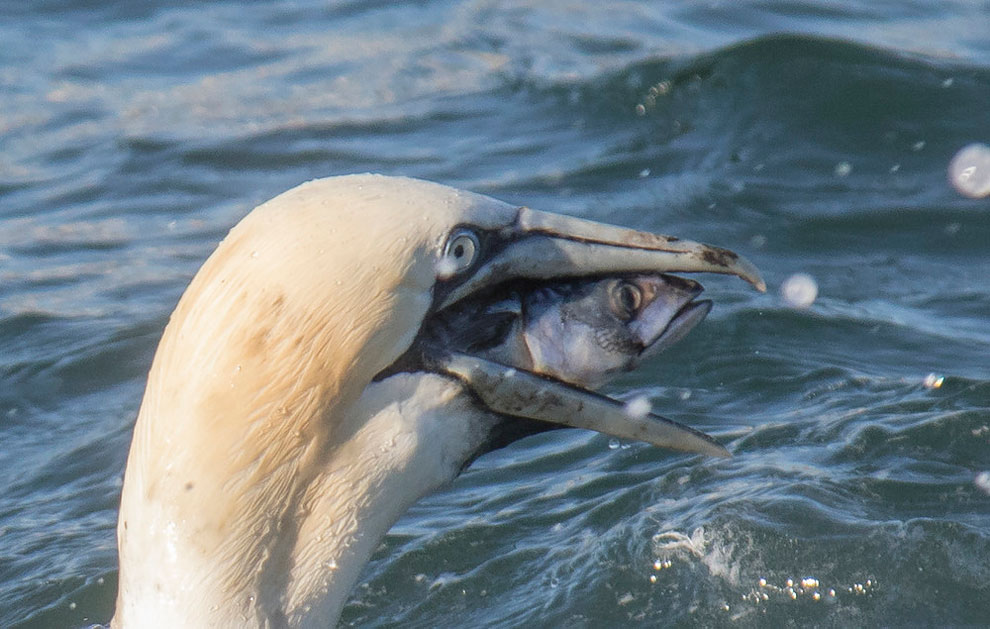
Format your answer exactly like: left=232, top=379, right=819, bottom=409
left=780, top=273, right=818, bottom=309
left=834, top=161, right=852, bottom=177
left=975, top=472, right=990, bottom=494
left=948, top=143, right=990, bottom=199
left=624, top=395, right=652, bottom=419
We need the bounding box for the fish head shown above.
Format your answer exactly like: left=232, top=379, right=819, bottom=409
left=520, top=273, right=711, bottom=388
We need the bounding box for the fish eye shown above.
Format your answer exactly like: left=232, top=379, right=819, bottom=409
left=611, top=281, right=643, bottom=320
left=441, top=229, right=480, bottom=276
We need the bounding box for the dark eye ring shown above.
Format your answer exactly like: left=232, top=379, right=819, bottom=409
left=611, top=282, right=643, bottom=319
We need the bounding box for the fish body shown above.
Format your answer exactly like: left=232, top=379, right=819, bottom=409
left=427, top=273, right=710, bottom=389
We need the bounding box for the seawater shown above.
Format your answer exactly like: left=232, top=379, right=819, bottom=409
left=2, top=1, right=989, bottom=627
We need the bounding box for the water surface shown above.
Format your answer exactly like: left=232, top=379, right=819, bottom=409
left=2, top=1, right=989, bottom=626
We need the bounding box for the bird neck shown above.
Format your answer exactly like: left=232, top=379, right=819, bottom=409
left=113, top=371, right=494, bottom=628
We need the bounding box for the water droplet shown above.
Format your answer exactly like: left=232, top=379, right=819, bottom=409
left=639, top=168, right=651, bottom=178
left=608, top=438, right=620, bottom=450
left=834, top=161, right=852, bottom=177
left=624, top=395, right=651, bottom=419
left=889, top=163, right=901, bottom=173
left=435, top=257, right=458, bottom=278
left=948, top=143, right=990, bottom=198
left=974, top=471, right=990, bottom=494
left=635, top=103, right=646, bottom=116
left=550, top=577, right=559, bottom=588
left=912, top=140, right=926, bottom=151
left=749, top=234, right=767, bottom=249
left=923, top=373, right=944, bottom=389
left=942, top=77, right=954, bottom=88
left=69, top=602, right=77, bottom=610
left=780, top=273, right=818, bottom=309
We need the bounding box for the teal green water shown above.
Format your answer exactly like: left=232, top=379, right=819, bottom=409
left=2, top=1, right=989, bottom=627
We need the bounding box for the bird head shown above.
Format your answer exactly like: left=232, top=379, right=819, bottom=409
left=115, top=173, right=764, bottom=627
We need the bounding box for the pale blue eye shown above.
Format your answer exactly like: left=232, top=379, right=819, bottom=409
left=443, top=229, right=479, bottom=273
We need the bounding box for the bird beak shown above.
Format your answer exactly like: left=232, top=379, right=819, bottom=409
left=438, top=206, right=765, bottom=310
left=437, top=352, right=732, bottom=458
left=431, top=207, right=765, bottom=458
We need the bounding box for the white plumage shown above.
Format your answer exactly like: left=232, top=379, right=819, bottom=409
left=112, top=174, right=763, bottom=627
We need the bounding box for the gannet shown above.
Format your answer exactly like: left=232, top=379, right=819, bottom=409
left=112, top=174, right=764, bottom=628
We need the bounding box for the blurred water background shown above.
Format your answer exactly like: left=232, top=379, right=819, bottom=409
left=2, top=1, right=990, bottom=626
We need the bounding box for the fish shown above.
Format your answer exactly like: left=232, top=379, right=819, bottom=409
left=424, top=272, right=711, bottom=390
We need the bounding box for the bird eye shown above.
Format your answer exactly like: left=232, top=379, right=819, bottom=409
left=610, top=281, right=643, bottom=320
left=440, top=229, right=480, bottom=276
